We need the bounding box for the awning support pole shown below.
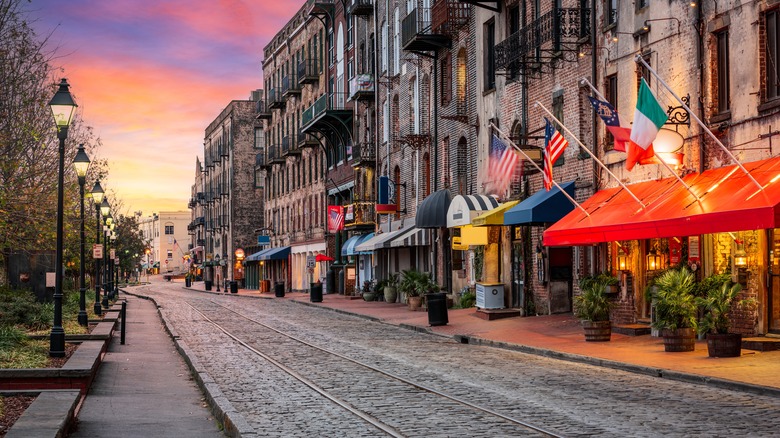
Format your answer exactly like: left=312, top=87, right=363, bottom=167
left=634, top=55, right=763, bottom=192
left=580, top=77, right=701, bottom=203
left=532, top=102, right=647, bottom=209
left=490, top=123, right=590, bottom=217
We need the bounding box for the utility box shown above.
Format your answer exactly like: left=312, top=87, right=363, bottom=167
left=476, top=282, right=504, bottom=309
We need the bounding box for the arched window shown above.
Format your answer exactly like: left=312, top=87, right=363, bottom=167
left=392, top=94, right=400, bottom=140
left=393, top=8, right=400, bottom=75
left=422, top=152, right=431, bottom=198
left=381, top=20, right=388, bottom=73
left=456, top=48, right=467, bottom=116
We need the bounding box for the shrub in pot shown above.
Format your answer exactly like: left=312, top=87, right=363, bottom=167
left=383, top=273, right=399, bottom=303
left=574, top=277, right=614, bottom=341
left=697, top=278, right=755, bottom=357
left=650, top=267, right=698, bottom=352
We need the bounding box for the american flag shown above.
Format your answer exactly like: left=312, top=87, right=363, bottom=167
left=543, top=118, right=569, bottom=191
left=485, top=134, right=519, bottom=195
left=327, top=205, right=344, bottom=233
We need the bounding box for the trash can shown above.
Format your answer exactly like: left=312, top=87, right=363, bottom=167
left=310, top=282, right=323, bottom=303
left=426, top=292, right=448, bottom=326
left=230, top=281, right=238, bottom=294
left=274, top=282, right=285, bottom=298
left=205, top=280, right=212, bottom=291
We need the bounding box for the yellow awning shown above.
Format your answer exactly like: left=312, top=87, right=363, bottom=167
left=472, top=200, right=520, bottom=227
left=453, top=225, right=488, bottom=248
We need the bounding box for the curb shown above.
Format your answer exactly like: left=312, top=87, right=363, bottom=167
left=121, top=288, right=258, bottom=437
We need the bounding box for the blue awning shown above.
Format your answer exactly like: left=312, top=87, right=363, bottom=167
left=258, top=246, right=290, bottom=261
left=245, top=248, right=269, bottom=262
left=342, top=233, right=374, bottom=256
left=504, top=181, right=576, bottom=225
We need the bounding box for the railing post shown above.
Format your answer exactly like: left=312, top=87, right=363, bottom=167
left=120, top=300, right=127, bottom=345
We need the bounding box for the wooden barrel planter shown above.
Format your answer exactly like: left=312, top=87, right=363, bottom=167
left=707, top=333, right=742, bottom=357
left=662, top=328, right=696, bottom=352
left=582, top=320, right=611, bottom=342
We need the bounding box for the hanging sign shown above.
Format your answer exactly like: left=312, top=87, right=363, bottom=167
left=93, top=244, right=103, bottom=259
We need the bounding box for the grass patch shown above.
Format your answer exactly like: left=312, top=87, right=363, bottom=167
left=0, top=338, right=49, bottom=368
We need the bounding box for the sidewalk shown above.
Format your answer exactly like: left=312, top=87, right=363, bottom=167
left=187, top=280, right=780, bottom=397
left=72, top=293, right=223, bottom=437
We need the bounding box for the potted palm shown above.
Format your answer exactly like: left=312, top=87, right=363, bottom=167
left=383, top=273, right=399, bottom=303
left=651, top=267, right=698, bottom=352
left=697, top=278, right=755, bottom=357
left=574, top=277, right=614, bottom=341
left=399, top=269, right=430, bottom=310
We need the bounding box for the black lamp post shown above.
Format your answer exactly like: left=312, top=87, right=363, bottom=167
left=48, top=78, right=78, bottom=357
left=102, top=209, right=112, bottom=309
left=73, top=145, right=90, bottom=326
left=214, top=254, right=221, bottom=291
left=91, top=181, right=104, bottom=315
left=110, top=229, right=117, bottom=299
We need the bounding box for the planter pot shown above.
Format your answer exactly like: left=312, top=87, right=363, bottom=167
left=362, top=292, right=377, bottom=301
left=661, top=327, right=696, bottom=352
left=384, top=286, right=398, bottom=303
left=407, top=296, right=422, bottom=311
left=707, top=333, right=742, bottom=357
left=582, top=320, right=611, bottom=342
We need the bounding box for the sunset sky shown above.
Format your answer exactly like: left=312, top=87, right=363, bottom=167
left=30, top=0, right=299, bottom=216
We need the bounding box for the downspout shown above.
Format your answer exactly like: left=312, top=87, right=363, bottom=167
left=696, top=1, right=705, bottom=173
left=433, top=50, right=440, bottom=286
left=590, top=0, right=597, bottom=275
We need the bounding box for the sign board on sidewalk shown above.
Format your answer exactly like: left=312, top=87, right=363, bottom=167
left=93, top=244, right=103, bottom=259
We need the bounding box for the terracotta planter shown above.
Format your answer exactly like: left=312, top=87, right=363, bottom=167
left=407, top=296, right=422, bottom=311
left=661, top=327, right=696, bottom=352
left=582, top=320, right=611, bottom=342
left=707, top=333, right=742, bottom=357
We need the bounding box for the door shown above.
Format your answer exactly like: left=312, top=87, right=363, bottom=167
left=770, top=229, right=780, bottom=333
left=512, top=241, right=524, bottom=309
left=548, top=247, right=573, bottom=313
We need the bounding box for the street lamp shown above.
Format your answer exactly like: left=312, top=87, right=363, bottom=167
left=48, top=78, right=78, bottom=357
left=73, top=145, right=90, bottom=326
left=91, top=181, right=104, bottom=315
left=214, top=254, right=221, bottom=291
left=102, top=210, right=112, bottom=309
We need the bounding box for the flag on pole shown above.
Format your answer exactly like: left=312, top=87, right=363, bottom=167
left=628, top=79, right=668, bottom=171
left=327, top=205, right=344, bottom=233
left=543, top=118, right=569, bottom=191
left=587, top=96, right=631, bottom=152
left=485, top=134, right=519, bottom=195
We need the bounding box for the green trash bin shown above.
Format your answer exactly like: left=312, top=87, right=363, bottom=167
left=310, top=283, right=323, bottom=303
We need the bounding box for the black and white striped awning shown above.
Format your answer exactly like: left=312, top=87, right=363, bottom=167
left=390, top=227, right=430, bottom=248
left=446, top=195, right=500, bottom=227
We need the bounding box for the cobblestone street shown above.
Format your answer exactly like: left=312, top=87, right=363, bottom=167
left=132, top=282, right=780, bottom=437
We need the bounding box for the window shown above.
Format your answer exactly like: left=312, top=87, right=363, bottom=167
left=606, top=0, right=617, bottom=27
left=393, top=8, right=400, bottom=75
left=254, top=127, right=264, bottom=149
left=167, top=250, right=173, bottom=259
left=508, top=4, right=520, bottom=80
left=767, top=10, right=780, bottom=101
left=441, top=54, right=451, bottom=106
left=604, top=74, right=618, bottom=150
left=484, top=19, right=496, bottom=91
left=381, top=20, right=388, bottom=73
left=165, top=225, right=174, bottom=235
left=715, top=29, right=730, bottom=114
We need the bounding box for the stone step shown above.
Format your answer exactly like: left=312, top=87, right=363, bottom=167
left=613, top=324, right=652, bottom=336
left=742, top=337, right=780, bottom=351
left=473, top=308, right=522, bottom=321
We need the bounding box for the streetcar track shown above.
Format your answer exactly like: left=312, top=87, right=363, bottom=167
left=184, top=298, right=565, bottom=438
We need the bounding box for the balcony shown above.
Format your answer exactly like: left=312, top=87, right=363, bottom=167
left=349, top=74, right=375, bottom=101
left=269, top=144, right=286, bottom=164
left=344, top=202, right=376, bottom=230
left=256, top=99, right=271, bottom=120
left=282, top=73, right=301, bottom=97
left=402, top=7, right=452, bottom=53
left=301, top=92, right=353, bottom=142
left=256, top=152, right=271, bottom=170
left=267, top=87, right=285, bottom=109
left=298, top=128, right=319, bottom=149
left=298, top=58, right=319, bottom=85
left=306, top=0, right=334, bottom=20
left=282, top=135, right=301, bottom=156
left=350, top=143, right=375, bottom=167
left=432, top=0, right=470, bottom=35
left=348, top=0, right=373, bottom=16
left=495, top=7, right=591, bottom=74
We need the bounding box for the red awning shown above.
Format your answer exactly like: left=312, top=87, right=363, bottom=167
left=315, top=254, right=334, bottom=262
left=543, top=156, right=780, bottom=246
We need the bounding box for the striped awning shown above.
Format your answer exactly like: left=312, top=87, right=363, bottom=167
left=355, top=227, right=407, bottom=252
left=446, top=194, right=500, bottom=227
left=390, top=227, right=430, bottom=248
left=341, top=233, right=374, bottom=256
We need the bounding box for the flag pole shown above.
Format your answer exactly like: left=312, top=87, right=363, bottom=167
left=534, top=101, right=647, bottom=209
left=489, top=123, right=590, bottom=217
left=634, top=55, right=763, bottom=192
left=579, top=77, right=701, bottom=202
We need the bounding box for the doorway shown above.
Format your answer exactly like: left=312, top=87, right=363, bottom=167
left=770, top=229, right=780, bottom=333
left=548, top=247, right=573, bottom=313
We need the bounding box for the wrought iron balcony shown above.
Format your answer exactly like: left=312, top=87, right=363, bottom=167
left=495, top=7, right=591, bottom=73
left=302, top=92, right=350, bottom=127
left=256, top=99, right=271, bottom=120
left=269, top=144, right=286, bottom=164
left=297, top=128, right=319, bottom=148
left=344, top=202, right=376, bottom=229
left=282, top=135, right=301, bottom=156
left=298, top=58, right=319, bottom=85
left=402, top=7, right=452, bottom=52
left=431, top=0, right=470, bottom=35
left=267, top=87, right=285, bottom=109
left=349, top=74, right=375, bottom=100
left=349, top=0, right=373, bottom=16
left=350, top=143, right=375, bottom=167
left=282, top=73, right=301, bottom=97
left=256, top=152, right=271, bottom=170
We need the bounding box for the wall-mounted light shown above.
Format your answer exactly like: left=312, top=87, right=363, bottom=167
left=643, top=18, right=681, bottom=35
left=647, top=242, right=664, bottom=271
left=734, top=240, right=748, bottom=267
left=617, top=249, right=629, bottom=271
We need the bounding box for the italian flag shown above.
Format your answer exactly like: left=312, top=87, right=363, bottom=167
left=628, top=79, right=668, bottom=171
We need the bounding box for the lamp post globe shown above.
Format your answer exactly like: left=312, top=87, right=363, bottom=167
left=91, top=181, right=104, bottom=315
left=48, top=79, right=77, bottom=357
left=73, top=145, right=90, bottom=326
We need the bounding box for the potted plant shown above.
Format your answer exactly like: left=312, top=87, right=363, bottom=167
left=574, top=277, right=614, bottom=341
left=361, top=280, right=376, bottom=301
left=383, top=273, right=399, bottom=303
left=650, top=267, right=698, bottom=352
left=399, top=269, right=429, bottom=310
left=697, top=277, right=755, bottom=357
left=580, top=272, right=619, bottom=295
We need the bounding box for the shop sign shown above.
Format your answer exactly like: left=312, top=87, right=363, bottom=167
left=669, top=238, right=682, bottom=265
left=688, top=236, right=700, bottom=263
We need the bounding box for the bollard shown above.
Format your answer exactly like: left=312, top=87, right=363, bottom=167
left=120, top=300, right=127, bottom=345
